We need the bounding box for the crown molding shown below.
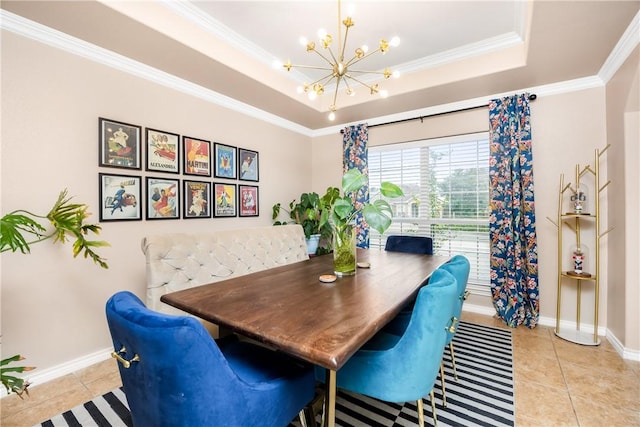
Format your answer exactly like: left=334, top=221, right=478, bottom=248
left=599, top=10, right=640, bottom=83
left=0, top=10, right=313, bottom=137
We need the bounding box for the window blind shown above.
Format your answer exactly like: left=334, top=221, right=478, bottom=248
left=368, top=132, right=490, bottom=292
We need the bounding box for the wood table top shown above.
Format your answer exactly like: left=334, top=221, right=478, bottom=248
left=161, top=249, right=449, bottom=370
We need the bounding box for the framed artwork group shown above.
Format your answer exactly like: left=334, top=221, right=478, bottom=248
left=97, top=117, right=260, bottom=221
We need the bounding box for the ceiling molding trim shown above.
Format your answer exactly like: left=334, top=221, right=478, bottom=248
left=386, top=32, right=523, bottom=76
left=158, top=1, right=270, bottom=60
left=0, top=10, right=314, bottom=137
left=158, top=0, right=308, bottom=83
left=312, top=76, right=605, bottom=137
left=599, top=10, right=640, bottom=83
left=513, top=0, right=529, bottom=41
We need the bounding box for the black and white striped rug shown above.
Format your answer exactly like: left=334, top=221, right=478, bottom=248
left=38, top=321, right=514, bottom=427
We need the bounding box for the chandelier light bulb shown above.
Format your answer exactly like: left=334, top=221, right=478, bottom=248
left=390, top=36, right=400, bottom=47
left=392, top=70, right=400, bottom=78
left=317, top=29, right=327, bottom=40
left=308, top=91, right=317, bottom=101
left=328, top=111, right=336, bottom=121
left=361, top=45, right=369, bottom=54
left=299, top=36, right=308, bottom=46
left=296, top=86, right=304, bottom=94
left=379, top=89, right=388, bottom=98
left=272, top=59, right=282, bottom=69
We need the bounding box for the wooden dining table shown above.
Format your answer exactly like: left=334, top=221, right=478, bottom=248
left=161, top=248, right=449, bottom=427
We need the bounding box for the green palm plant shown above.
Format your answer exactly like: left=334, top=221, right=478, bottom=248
left=0, top=189, right=109, bottom=397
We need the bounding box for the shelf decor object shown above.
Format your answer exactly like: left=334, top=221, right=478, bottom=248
left=547, top=145, right=612, bottom=345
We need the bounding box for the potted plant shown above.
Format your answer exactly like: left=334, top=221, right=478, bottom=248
left=272, top=187, right=339, bottom=255
left=330, top=169, right=404, bottom=275
left=0, top=189, right=109, bottom=397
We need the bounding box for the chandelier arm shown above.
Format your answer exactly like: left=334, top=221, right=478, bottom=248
left=305, top=73, right=337, bottom=89
left=344, top=69, right=389, bottom=75
left=311, top=48, right=339, bottom=68
left=344, top=74, right=378, bottom=91
left=344, top=48, right=382, bottom=68
left=339, top=26, right=350, bottom=62
left=331, top=76, right=341, bottom=109
left=344, top=78, right=354, bottom=92
left=320, top=74, right=337, bottom=86
left=288, top=64, right=334, bottom=72
left=337, top=0, right=343, bottom=54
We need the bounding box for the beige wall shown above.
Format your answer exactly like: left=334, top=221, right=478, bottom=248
left=605, top=46, right=640, bottom=352
left=1, top=32, right=311, bottom=372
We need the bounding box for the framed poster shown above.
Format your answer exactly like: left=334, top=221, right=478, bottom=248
left=146, top=128, right=180, bottom=174
left=239, top=185, right=259, bottom=217
left=183, top=136, right=211, bottom=177
left=98, top=173, right=142, bottom=221
left=183, top=180, right=211, bottom=218
left=214, top=143, right=237, bottom=179
left=213, top=183, right=237, bottom=217
left=238, top=148, right=259, bottom=182
left=146, top=177, right=180, bottom=220
left=99, top=118, right=141, bottom=169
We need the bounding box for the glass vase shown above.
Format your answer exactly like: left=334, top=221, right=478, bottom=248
left=332, top=224, right=357, bottom=276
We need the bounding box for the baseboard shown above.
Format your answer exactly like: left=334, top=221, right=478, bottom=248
left=1, top=347, right=113, bottom=398
left=463, top=302, right=638, bottom=361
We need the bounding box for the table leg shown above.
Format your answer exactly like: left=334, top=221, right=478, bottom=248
left=323, top=369, right=336, bottom=427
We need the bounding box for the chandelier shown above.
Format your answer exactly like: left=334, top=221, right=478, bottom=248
left=282, top=0, right=400, bottom=121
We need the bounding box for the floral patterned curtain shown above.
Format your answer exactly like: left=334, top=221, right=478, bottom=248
left=343, top=123, right=369, bottom=248
left=488, top=94, right=539, bottom=328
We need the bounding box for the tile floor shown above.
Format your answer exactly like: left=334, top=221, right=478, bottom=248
left=2, top=312, right=639, bottom=427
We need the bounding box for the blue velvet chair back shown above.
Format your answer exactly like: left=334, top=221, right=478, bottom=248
left=384, top=235, right=433, bottom=255
left=440, top=255, right=471, bottom=344
left=333, top=268, right=458, bottom=403
left=106, top=291, right=314, bottom=427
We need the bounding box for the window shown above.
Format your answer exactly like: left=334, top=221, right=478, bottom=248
left=368, top=132, right=490, bottom=293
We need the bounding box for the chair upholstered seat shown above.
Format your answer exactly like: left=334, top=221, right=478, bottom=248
left=106, top=291, right=315, bottom=427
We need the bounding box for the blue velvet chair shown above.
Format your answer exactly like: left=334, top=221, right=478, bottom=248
left=384, top=235, right=434, bottom=316
left=440, top=255, right=471, bottom=404
left=105, top=291, right=315, bottom=427
left=318, top=268, right=458, bottom=427
left=384, top=235, right=433, bottom=255
left=382, top=255, right=470, bottom=407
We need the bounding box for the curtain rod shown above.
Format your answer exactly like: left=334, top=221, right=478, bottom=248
left=341, top=93, right=537, bottom=133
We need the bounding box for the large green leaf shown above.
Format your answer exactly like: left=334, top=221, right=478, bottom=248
left=342, top=169, right=368, bottom=193
left=332, top=197, right=354, bottom=221
left=380, top=181, right=404, bottom=198
left=362, top=204, right=392, bottom=235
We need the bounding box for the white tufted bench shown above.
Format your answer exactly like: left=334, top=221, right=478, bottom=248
left=141, top=224, right=309, bottom=336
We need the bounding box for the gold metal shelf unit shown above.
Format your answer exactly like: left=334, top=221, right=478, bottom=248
left=546, top=145, right=612, bottom=345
